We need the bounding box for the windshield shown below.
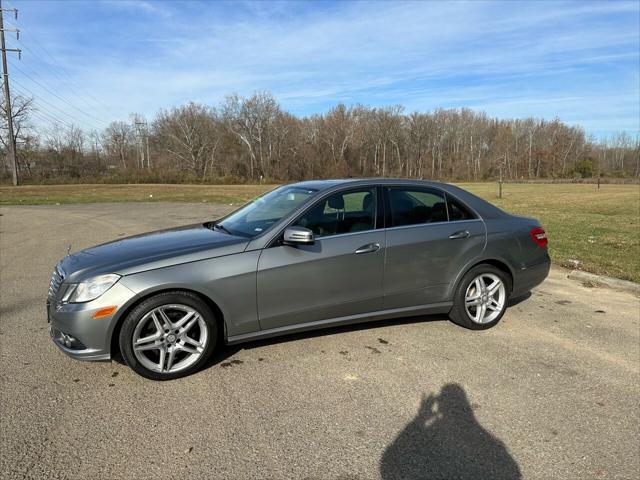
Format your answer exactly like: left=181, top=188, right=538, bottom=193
left=217, top=186, right=317, bottom=238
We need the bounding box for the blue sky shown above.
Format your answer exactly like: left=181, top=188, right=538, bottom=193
left=4, top=0, right=639, bottom=138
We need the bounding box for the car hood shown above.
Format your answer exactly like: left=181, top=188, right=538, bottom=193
left=58, top=223, right=249, bottom=282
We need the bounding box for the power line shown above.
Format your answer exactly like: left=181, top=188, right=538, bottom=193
left=11, top=86, right=76, bottom=130
left=10, top=34, right=115, bottom=116
left=8, top=58, right=109, bottom=125
left=12, top=85, right=94, bottom=130
left=4, top=8, right=115, bottom=115
left=0, top=4, right=111, bottom=133
left=26, top=40, right=110, bottom=112
left=27, top=103, right=75, bottom=130
left=29, top=109, right=74, bottom=131
left=1, top=2, right=115, bottom=122
left=10, top=78, right=100, bottom=129
left=6, top=38, right=113, bottom=118
left=8, top=57, right=107, bottom=125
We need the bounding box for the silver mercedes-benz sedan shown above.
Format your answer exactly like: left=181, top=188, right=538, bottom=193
left=47, top=179, right=550, bottom=380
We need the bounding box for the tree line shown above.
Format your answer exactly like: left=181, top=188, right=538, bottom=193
left=2, top=91, right=638, bottom=184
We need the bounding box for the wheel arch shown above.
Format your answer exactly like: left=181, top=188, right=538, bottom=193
left=108, top=287, right=226, bottom=359
left=473, top=259, right=514, bottom=289
left=450, top=257, right=515, bottom=300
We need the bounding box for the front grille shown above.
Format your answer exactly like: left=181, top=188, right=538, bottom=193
left=48, top=266, right=65, bottom=299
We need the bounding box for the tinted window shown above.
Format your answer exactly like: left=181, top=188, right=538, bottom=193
left=388, top=187, right=448, bottom=227
left=294, top=188, right=375, bottom=238
left=447, top=195, right=476, bottom=221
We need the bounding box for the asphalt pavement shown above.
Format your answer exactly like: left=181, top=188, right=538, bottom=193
left=1, top=203, right=638, bottom=480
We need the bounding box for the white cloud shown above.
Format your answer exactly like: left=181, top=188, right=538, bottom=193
left=15, top=0, right=640, bottom=135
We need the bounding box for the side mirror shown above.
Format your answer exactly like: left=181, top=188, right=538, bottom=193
left=283, top=226, right=314, bottom=245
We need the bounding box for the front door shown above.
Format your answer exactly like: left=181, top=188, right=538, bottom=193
left=257, top=187, right=385, bottom=330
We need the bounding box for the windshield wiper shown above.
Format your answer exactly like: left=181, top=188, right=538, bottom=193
left=213, top=223, right=233, bottom=235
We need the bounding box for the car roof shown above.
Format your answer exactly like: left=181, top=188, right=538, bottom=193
left=287, top=178, right=508, bottom=219
left=289, top=178, right=450, bottom=191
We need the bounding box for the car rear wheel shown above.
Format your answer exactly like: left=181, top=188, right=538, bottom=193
left=449, top=265, right=511, bottom=330
left=119, top=291, right=218, bottom=380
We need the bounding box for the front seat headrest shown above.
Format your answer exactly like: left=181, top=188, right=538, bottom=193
left=328, top=195, right=345, bottom=210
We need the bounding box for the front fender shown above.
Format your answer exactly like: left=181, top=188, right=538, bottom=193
left=118, top=251, right=261, bottom=339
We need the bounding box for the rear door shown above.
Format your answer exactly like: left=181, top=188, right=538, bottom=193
left=383, top=186, right=486, bottom=309
left=257, top=187, right=385, bottom=330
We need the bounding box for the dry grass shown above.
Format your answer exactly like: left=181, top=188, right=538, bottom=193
left=460, top=183, right=640, bottom=283
left=0, top=183, right=276, bottom=206
left=1, top=182, right=638, bottom=282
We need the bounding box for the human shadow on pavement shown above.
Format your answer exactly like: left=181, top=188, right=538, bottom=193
left=380, top=383, right=521, bottom=480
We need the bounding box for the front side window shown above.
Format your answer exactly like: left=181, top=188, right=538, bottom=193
left=218, top=186, right=317, bottom=237
left=294, top=188, right=376, bottom=238
left=387, top=187, right=448, bottom=227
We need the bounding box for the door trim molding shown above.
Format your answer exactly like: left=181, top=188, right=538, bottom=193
left=226, top=301, right=452, bottom=345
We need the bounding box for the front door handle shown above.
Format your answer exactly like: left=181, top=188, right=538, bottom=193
left=355, top=243, right=380, bottom=254
left=449, top=230, right=470, bottom=239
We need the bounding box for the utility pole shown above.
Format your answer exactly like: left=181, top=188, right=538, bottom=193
left=498, top=155, right=504, bottom=199
left=0, top=1, right=20, bottom=186
left=145, top=126, right=150, bottom=169
left=134, top=120, right=150, bottom=169
left=134, top=121, right=144, bottom=169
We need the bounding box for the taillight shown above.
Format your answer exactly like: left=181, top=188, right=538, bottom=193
left=530, top=227, right=548, bottom=248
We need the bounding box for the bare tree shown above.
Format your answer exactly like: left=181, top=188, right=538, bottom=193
left=0, top=93, right=34, bottom=174
left=154, top=102, right=222, bottom=180
left=102, top=121, right=134, bottom=169
left=223, top=92, right=281, bottom=179
left=3, top=91, right=636, bottom=183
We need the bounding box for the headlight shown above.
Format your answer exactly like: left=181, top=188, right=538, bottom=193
left=66, top=274, right=121, bottom=303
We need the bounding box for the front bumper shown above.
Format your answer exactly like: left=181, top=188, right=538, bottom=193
left=47, top=282, right=137, bottom=361
left=49, top=324, right=111, bottom=361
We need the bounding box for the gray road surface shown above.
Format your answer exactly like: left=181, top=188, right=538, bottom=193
left=1, top=203, right=638, bottom=480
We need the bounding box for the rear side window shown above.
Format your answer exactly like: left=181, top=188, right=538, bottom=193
left=294, top=188, right=376, bottom=238
left=387, top=187, right=448, bottom=227
left=447, top=194, right=476, bottom=221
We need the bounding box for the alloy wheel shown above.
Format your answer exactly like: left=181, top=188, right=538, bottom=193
left=132, top=304, right=208, bottom=374
left=464, top=273, right=506, bottom=324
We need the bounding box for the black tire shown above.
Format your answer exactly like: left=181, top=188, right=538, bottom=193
left=449, top=264, right=512, bottom=330
left=119, top=291, right=218, bottom=380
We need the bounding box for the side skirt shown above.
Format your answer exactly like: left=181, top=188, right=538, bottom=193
left=226, top=302, right=453, bottom=345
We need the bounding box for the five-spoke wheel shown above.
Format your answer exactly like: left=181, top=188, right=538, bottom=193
left=464, top=273, right=506, bottom=324
left=132, top=304, right=208, bottom=374
left=449, top=264, right=511, bottom=330
left=119, top=292, right=217, bottom=380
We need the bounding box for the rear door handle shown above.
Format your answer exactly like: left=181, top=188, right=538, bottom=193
left=355, top=243, right=380, bottom=254
left=449, top=230, right=470, bottom=239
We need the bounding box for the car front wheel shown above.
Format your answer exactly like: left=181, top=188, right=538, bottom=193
left=119, top=291, right=218, bottom=380
left=449, top=265, right=511, bottom=330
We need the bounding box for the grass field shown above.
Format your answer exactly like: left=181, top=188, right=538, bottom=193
left=0, top=183, right=274, bottom=206
left=460, top=183, right=640, bottom=283
left=1, top=182, right=639, bottom=282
